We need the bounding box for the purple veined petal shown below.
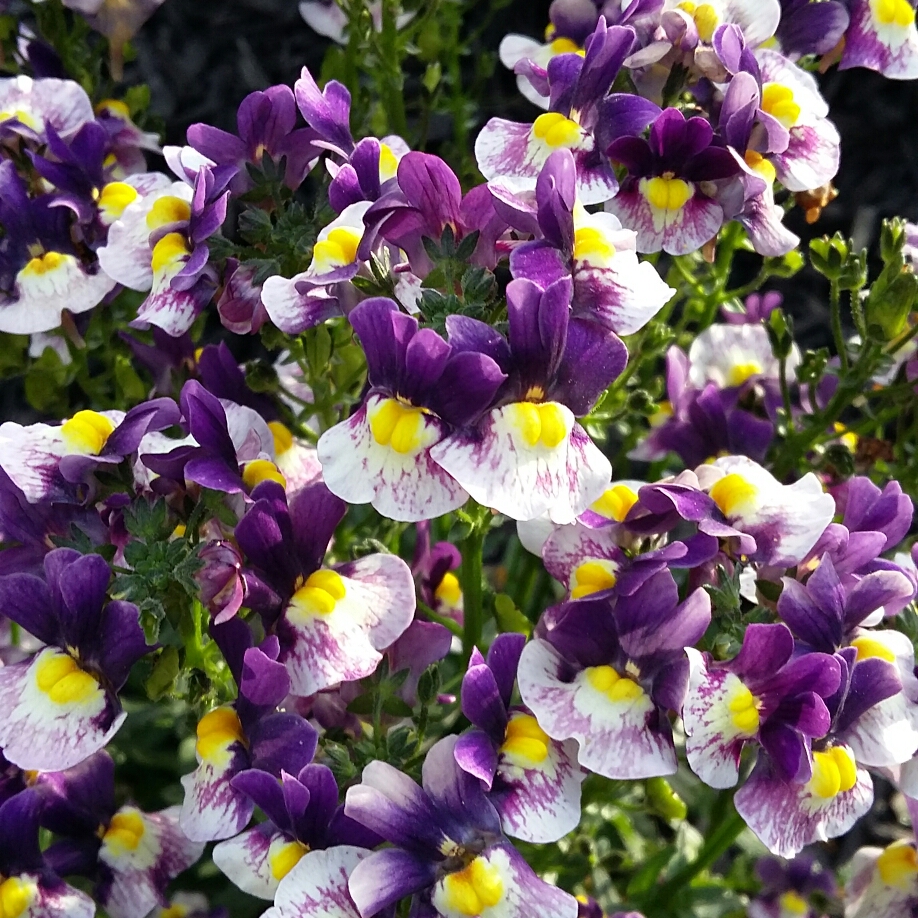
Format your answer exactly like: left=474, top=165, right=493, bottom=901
left=264, top=846, right=370, bottom=918
left=840, top=0, right=918, bottom=80
left=289, top=482, right=348, bottom=575
left=399, top=328, right=452, bottom=404
left=430, top=409, right=610, bottom=525
left=98, top=805, right=205, bottom=918
left=845, top=569, right=917, bottom=630
left=765, top=651, right=841, bottom=704
left=278, top=553, right=415, bottom=696
left=728, top=622, right=795, bottom=682
left=179, top=740, right=253, bottom=843
left=3, top=871, right=96, bottom=918
left=348, top=847, right=438, bottom=916
left=553, top=317, right=628, bottom=416
left=427, top=351, right=507, bottom=430
left=294, top=68, right=354, bottom=156
left=454, top=729, right=500, bottom=788
left=462, top=661, right=510, bottom=739
left=487, top=633, right=527, bottom=707
left=0, top=571, right=56, bottom=644
left=517, top=638, right=677, bottom=779
left=260, top=271, right=344, bottom=334
left=344, top=760, right=447, bottom=854
left=317, top=396, right=468, bottom=523
left=248, top=712, right=319, bottom=777
left=294, top=764, right=341, bottom=843
left=95, top=599, right=151, bottom=689
left=397, top=151, right=463, bottom=228
left=605, top=182, right=725, bottom=256
left=494, top=722, right=584, bottom=844
left=683, top=649, right=756, bottom=789
left=422, top=735, right=503, bottom=836
left=241, top=643, right=292, bottom=708
left=735, top=754, right=873, bottom=859
left=444, top=314, right=512, bottom=369
left=430, top=842, right=578, bottom=918
left=0, top=650, right=123, bottom=771
left=777, top=575, right=842, bottom=651
left=213, top=824, right=300, bottom=900
left=510, top=239, right=570, bottom=290
left=771, top=118, right=840, bottom=193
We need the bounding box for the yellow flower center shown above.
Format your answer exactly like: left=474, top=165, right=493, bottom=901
left=312, top=227, right=362, bottom=274
left=570, top=560, right=618, bottom=599
left=442, top=857, right=505, bottom=916
left=677, top=2, right=719, bottom=41
left=808, top=746, right=858, bottom=799
left=98, top=181, right=139, bottom=222
left=876, top=839, right=918, bottom=890
left=368, top=397, right=431, bottom=455
left=727, top=683, right=760, bottom=735
left=21, top=251, right=67, bottom=277
left=500, top=713, right=551, bottom=764
left=708, top=473, right=758, bottom=518
left=532, top=112, right=583, bottom=149
left=549, top=37, right=584, bottom=56
left=146, top=195, right=191, bottom=230
left=378, top=143, right=399, bottom=182
left=850, top=635, right=897, bottom=663
left=242, top=459, right=286, bottom=490
left=195, top=706, right=246, bottom=761
left=590, top=484, right=639, bottom=521
left=761, top=83, right=801, bottom=130
left=0, top=108, right=41, bottom=131
left=34, top=650, right=101, bottom=706
left=778, top=891, right=809, bottom=916
left=0, top=876, right=35, bottom=918
left=585, top=664, right=645, bottom=703
left=743, top=150, right=777, bottom=185
left=726, top=360, right=763, bottom=387
left=872, top=0, right=916, bottom=26
left=572, top=226, right=616, bottom=264
left=435, top=571, right=462, bottom=607
left=61, top=409, right=116, bottom=455
left=508, top=401, right=568, bottom=449
left=159, top=907, right=189, bottom=918
left=103, top=808, right=146, bottom=855
left=289, top=569, right=347, bottom=618
left=269, top=839, right=310, bottom=881
left=643, top=175, right=692, bottom=212
left=151, top=232, right=191, bottom=274
left=268, top=420, right=295, bottom=456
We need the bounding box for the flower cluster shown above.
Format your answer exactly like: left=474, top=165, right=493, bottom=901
left=2, top=1, right=918, bottom=918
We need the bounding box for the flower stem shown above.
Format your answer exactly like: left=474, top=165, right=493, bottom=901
left=460, top=515, right=487, bottom=662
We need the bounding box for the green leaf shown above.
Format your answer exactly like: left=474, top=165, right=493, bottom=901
left=145, top=646, right=180, bottom=700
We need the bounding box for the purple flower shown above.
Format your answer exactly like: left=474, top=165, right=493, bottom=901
left=606, top=107, right=739, bottom=255
left=519, top=570, right=711, bottom=778
left=344, top=735, right=578, bottom=918
left=0, top=549, right=150, bottom=771
left=455, top=633, right=585, bottom=843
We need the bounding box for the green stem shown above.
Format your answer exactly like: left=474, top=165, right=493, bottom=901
left=417, top=600, right=463, bottom=637
left=830, top=279, right=849, bottom=373
left=640, top=797, right=745, bottom=914
left=379, top=0, right=407, bottom=137
left=460, top=522, right=486, bottom=662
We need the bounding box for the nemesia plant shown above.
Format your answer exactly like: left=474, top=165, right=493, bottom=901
left=2, top=1, right=918, bottom=917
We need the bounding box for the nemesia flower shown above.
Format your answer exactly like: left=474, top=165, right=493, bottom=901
left=660, top=0, right=781, bottom=50
left=36, top=751, right=204, bottom=918
left=431, top=276, right=624, bottom=523
left=844, top=838, right=918, bottom=917
left=0, top=790, right=95, bottom=918
left=299, top=0, right=413, bottom=43
left=0, top=549, right=150, bottom=771
left=94, top=98, right=162, bottom=177
left=477, top=18, right=653, bottom=204
left=261, top=200, right=372, bottom=333
left=0, top=397, right=180, bottom=504
left=233, top=480, right=416, bottom=696
left=0, top=75, right=94, bottom=143
left=327, top=134, right=409, bottom=214
left=318, top=297, right=506, bottom=521
left=748, top=854, right=837, bottom=918
left=840, top=0, right=918, bottom=79
left=0, top=160, right=115, bottom=335
left=179, top=620, right=319, bottom=842
left=519, top=570, right=711, bottom=778
left=344, top=735, right=579, bottom=917
left=695, top=455, right=836, bottom=567
left=216, top=258, right=270, bottom=334
left=732, top=645, right=885, bottom=858
left=188, top=85, right=318, bottom=193
left=754, top=49, right=841, bottom=193
left=683, top=622, right=841, bottom=790
left=132, top=163, right=236, bottom=336
left=454, top=633, right=585, bottom=843
left=496, top=148, right=674, bottom=335
left=212, top=764, right=380, bottom=899
left=606, top=108, right=740, bottom=255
